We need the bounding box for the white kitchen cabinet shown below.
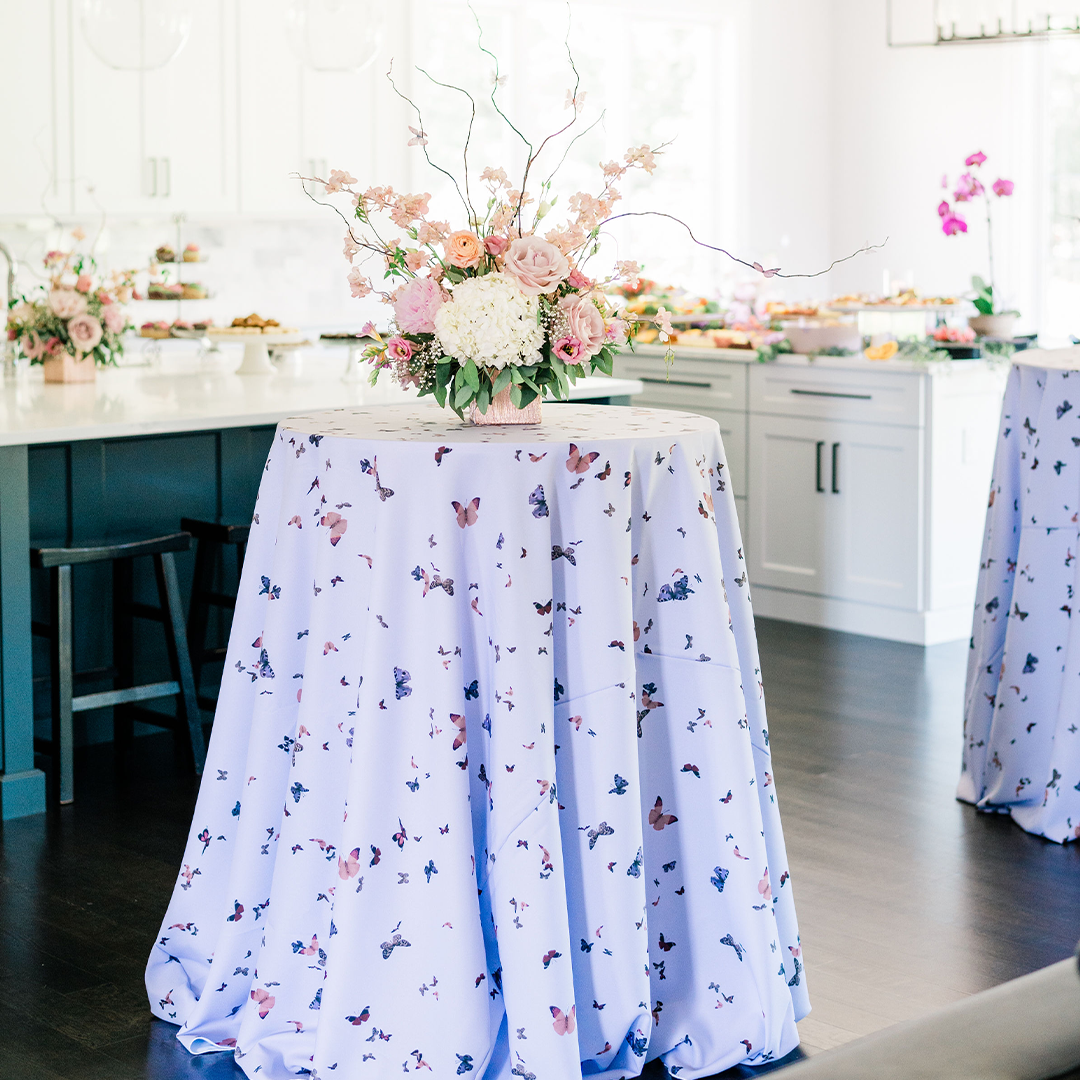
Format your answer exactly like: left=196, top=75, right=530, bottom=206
left=71, top=0, right=234, bottom=216
left=618, top=345, right=1007, bottom=644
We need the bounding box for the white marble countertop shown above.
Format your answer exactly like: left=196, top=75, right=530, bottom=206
left=0, top=342, right=643, bottom=447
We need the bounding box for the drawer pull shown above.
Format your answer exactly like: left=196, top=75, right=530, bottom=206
left=640, top=377, right=713, bottom=389
left=832, top=442, right=840, bottom=493
left=815, top=441, right=825, bottom=492
left=790, top=388, right=872, bottom=400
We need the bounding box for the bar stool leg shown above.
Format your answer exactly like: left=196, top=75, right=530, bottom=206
left=49, top=564, right=75, bottom=805
left=112, top=557, right=135, bottom=777
left=155, top=552, right=206, bottom=774
left=186, top=536, right=215, bottom=706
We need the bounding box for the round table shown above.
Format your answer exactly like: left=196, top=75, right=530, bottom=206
left=146, top=403, right=809, bottom=1079
left=960, top=355, right=1080, bottom=842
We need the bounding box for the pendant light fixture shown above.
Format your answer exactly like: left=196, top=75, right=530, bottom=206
left=79, top=0, right=193, bottom=71
left=285, top=0, right=384, bottom=73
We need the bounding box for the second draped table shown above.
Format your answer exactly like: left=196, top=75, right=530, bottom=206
left=146, top=403, right=809, bottom=1079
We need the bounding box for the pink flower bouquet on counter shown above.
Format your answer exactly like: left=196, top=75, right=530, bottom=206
left=6, top=246, right=133, bottom=380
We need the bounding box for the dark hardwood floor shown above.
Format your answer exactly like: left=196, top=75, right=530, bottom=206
left=2, top=618, right=1078, bottom=1078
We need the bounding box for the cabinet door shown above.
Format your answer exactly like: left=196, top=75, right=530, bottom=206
left=748, top=415, right=832, bottom=594
left=0, top=1, right=64, bottom=217
left=829, top=421, right=923, bottom=610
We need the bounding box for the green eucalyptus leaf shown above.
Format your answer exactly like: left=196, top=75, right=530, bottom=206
left=492, top=366, right=513, bottom=396
left=476, top=385, right=490, bottom=413
left=517, top=384, right=538, bottom=408
left=454, top=381, right=475, bottom=409
left=463, top=359, right=480, bottom=391
left=510, top=382, right=523, bottom=408
left=510, top=366, right=524, bottom=384
left=434, top=382, right=447, bottom=408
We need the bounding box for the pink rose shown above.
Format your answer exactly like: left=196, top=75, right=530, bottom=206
left=553, top=336, right=583, bottom=363
left=67, top=313, right=103, bottom=353
left=386, top=336, right=413, bottom=362
left=558, top=294, right=606, bottom=358
left=22, top=330, right=43, bottom=360
left=48, top=289, right=87, bottom=319
left=502, top=236, right=570, bottom=296
left=75, top=274, right=93, bottom=293
left=393, top=276, right=445, bottom=335
left=566, top=267, right=591, bottom=290
left=993, top=178, right=1014, bottom=197
left=484, top=235, right=509, bottom=256
left=103, top=304, right=126, bottom=333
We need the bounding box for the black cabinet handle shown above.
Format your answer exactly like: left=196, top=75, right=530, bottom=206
left=815, top=441, right=825, bottom=492
left=831, top=442, right=840, bottom=493
left=791, top=388, right=872, bottom=400
left=639, top=377, right=712, bottom=388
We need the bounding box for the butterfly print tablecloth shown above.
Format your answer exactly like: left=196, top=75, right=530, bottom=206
left=146, top=403, right=809, bottom=1079
left=960, top=362, right=1080, bottom=842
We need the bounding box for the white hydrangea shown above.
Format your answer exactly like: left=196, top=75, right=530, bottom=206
left=434, top=273, right=544, bottom=370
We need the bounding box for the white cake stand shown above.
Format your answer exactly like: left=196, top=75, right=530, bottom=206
left=208, top=332, right=304, bottom=375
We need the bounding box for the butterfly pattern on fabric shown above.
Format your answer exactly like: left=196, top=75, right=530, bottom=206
left=960, top=363, right=1080, bottom=843
left=145, top=403, right=807, bottom=1080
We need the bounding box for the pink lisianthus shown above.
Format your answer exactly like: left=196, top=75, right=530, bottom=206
left=558, top=294, right=606, bottom=358
left=993, top=178, right=1014, bottom=197
left=503, top=236, right=570, bottom=296
left=553, top=336, right=584, bottom=363
left=965, top=151, right=987, bottom=167
left=566, top=267, right=591, bottom=291
left=103, top=303, right=126, bottom=334
left=75, top=274, right=93, bottom=293
left=484, top=235, right=509, bottom=257
left=941, top=211, right=968, bottom=236
left=386, top=336, right=414, bottom=362
left=393, top=276, right=446, bottom=334
left=67, top=313, right=103, bottom=353
left=347, top=267, right=372, bottom=299
left=48, top=288, right=87, bottom=319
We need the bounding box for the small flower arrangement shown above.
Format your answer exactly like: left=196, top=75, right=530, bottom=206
left=936, top=150, right=1017, bottom=317
left=7, top=246, right=132, bottom=369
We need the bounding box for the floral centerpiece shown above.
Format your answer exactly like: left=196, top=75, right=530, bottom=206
left=305, top=33, right=878, bottom=421
left=936, top=150, right=1018, bottom=337
left=6, top=244, right=133, bottom=383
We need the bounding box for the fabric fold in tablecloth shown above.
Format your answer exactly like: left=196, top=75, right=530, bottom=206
left=146, top=404, right=808, bottom=1079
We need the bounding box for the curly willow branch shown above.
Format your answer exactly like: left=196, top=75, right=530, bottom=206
left=415, top=66, right=479, bottom=227
left=599, top=211, right=888, bottom=279
left=385, top=61, right=473, bottom=225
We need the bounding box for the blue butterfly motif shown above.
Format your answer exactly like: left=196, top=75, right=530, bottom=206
left=424, top=859, right=437, bottom=883
left=710, top=866, right=729, bottom=893
left=609, top=774, right=628, bottom=795
left=626, top=847, right=643, bottom=878
left=231, top=801, right=241, bottom=818
left=456, top=1055, right=474, bottom=1074
left=290, top=781, right=309, bottom=803
left=309, top=434, right=323, bottom=446
left=625, top=1030, right=648, bottom=1057
left=255, top=648, right=274, bottom=679
left=405, top=778, right=419, bottom=792
left=464, top=679, right=479, bottom=701
left=719, top=933, right=745, bottom=961
left=657, top=575, right=694, bottom=602
left=394, top=667, right=413, bottom=699
left=529, top=484, right=549, bottom=518
left=259, top=576, right=281, bottom=600
left=554, top=677, right=565, bottom=702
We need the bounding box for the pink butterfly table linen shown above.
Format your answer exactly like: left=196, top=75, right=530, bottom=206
left=146, top=403, right=810, bottom=1079
left=960, top=360, right=1080, bottom=842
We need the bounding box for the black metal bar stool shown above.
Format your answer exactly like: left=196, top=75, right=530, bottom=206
left=181, top=518, right=249, bottom=713
left=30, top=532, right=205, bottom=804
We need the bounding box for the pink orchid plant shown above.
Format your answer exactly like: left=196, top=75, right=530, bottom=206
left=937, top=150, right=1016, bottom=316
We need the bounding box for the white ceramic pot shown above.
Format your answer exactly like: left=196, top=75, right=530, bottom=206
left=968, top=313, right=1018, bottom=339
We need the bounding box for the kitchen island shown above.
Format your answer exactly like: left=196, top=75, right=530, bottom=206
left=0, top=345, right=642, bottom=820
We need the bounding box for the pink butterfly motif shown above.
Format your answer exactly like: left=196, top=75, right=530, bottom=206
left=251, top=988, right=276, bottom=1018
left=649, top=796, right=678, bottom=831
left=550, top=1004, right=576, bottom=1035
left=338, top=848, right=361, bottom=880
left=288, top=515, right=303, bottom=529
left=758, top=870, right=771, bottom=902
left=408, top=125, right=428, bottom=146
left=298, top=935, right=319, bottom=955
left=568, top=715, right=583, bottom=731
left=324, top=641, right=338, bottom=655
left=566, top=443, right=599, bottom=474
left=450, top=713, right=467, bottom=751
left=752, top=261, right=780, bottom=278
left=452, top=498, right=480, bottom=528
left=320, top=511, right=348, bottom=546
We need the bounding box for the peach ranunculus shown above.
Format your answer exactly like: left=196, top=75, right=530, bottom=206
left=503, top=236, right=570, bottom=296
left=75, top=274, right=93, bottom=293
left=558, top=294, right=606, bottom=358
left=67, top=313, right=103, bottom=353
left=48, top=288, right=87, bottom=319
left=444, top=231, right=483, bottom=269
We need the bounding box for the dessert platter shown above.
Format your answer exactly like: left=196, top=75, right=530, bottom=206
left=208, top=314, right=306, bottom=374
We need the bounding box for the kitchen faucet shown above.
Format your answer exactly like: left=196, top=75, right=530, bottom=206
left=0, top=240, right=17, bottom=376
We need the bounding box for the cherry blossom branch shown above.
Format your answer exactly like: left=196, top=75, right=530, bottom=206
left=415, top=66, right=479, bottom=227
left=385, top=61, right=474, bottom=225
left=294, top=175, right=396, bottom=262
left=598, top=211, right=887, bottom=279
left=541, top=111, right=607, bottom=192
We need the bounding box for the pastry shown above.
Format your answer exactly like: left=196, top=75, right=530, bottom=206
left=181, top=283, right=208, bottom=299
left=155, top=245, right=176, bottom=264
left=182, top=243, right=201, bottom=262
left=140, top=320, right=172, bottom=339
left=147, top=282, right=182, bottom=300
